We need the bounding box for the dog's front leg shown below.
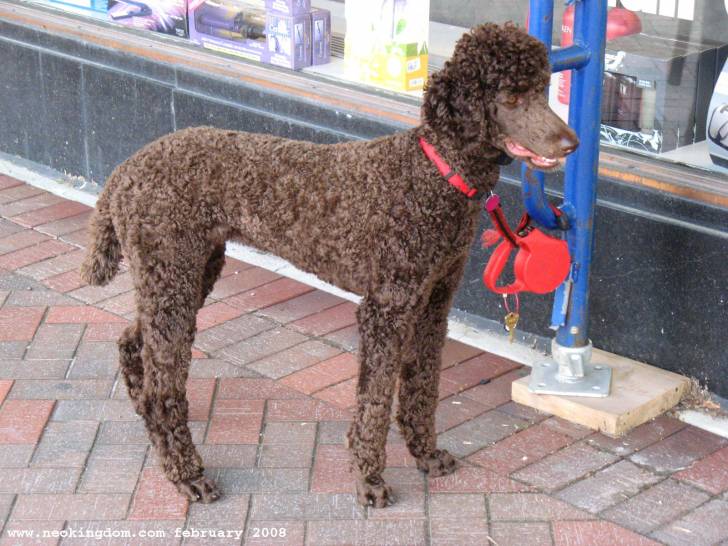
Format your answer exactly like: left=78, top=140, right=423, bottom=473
left=347, top=293, right=415, bottom=508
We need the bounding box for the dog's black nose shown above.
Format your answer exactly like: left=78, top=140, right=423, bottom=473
left=559, top=133, right=579, bottom=155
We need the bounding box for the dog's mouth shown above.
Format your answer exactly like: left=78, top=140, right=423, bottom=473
left=504, top=139, right=563, bottom=170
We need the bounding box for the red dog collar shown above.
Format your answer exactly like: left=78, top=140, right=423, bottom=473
left=419, top=138, right=480, bottom=199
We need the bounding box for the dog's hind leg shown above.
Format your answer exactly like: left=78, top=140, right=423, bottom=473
left=118, top=318, right=144, bottom=415
left=135, top=249, right=220, bottom=503
left=348, top=291, right=419, bottom=508
left=396, top=260, right=464, bottom=477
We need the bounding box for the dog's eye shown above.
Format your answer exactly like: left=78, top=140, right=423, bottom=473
left=505, top=95, right=520, bottom=107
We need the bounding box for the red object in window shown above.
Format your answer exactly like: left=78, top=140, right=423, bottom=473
left=558, top=6, right=642, bottom=105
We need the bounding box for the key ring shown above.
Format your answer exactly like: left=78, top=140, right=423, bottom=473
left=503, top=293, right=520, bottom=315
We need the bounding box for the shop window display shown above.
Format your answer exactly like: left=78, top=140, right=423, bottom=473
left=27, top=0, right=728, bottom=176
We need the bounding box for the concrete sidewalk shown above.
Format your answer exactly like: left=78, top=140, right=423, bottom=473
left=0, top=173, right=727, bottom=546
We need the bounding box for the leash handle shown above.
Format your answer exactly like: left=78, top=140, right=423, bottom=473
left=484, top=194, right=519, bottom=247
left=483, top=240, right=526, bottom=294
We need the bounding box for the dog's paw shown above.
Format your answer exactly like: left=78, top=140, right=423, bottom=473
left=355, top=475, right=395, bottom=508
left=177, top=475, right=221, bottom=504
left=416, top=449, right=458, bottom=477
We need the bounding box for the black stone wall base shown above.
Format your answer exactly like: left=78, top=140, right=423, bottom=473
left=0, top=16, right=726, bottom=395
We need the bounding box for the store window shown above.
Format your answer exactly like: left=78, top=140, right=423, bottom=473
left=26, top=0, right=728, bottom=176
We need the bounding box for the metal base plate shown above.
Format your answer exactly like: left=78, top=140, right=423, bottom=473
left=528, top=360, right=612, bottom=397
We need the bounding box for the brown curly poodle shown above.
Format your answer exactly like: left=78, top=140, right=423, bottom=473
left=81, top=22, right=577, bottom=507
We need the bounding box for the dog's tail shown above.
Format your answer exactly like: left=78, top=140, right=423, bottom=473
left=80, top=190, right=121, bottom=286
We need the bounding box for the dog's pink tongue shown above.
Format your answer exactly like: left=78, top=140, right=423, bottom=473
left=506, top=140, right=533, bottom=157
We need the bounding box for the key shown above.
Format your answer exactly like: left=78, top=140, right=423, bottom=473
left=504, top=312, right=519, bottom=343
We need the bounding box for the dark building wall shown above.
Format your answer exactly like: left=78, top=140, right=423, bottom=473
left=0, top=18, right=726, bottom=395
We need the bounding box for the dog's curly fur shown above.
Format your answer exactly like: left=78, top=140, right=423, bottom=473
left=81, top=23, right=576, bottom=506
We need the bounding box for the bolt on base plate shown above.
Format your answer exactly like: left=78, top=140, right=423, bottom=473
left=527, top=339, right=612, bottom=397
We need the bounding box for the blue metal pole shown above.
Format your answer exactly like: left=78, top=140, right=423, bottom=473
left=555, top=0, right=608, bottom=348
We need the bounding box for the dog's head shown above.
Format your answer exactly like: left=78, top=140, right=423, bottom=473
left=422, top=22, right=578, bottom=171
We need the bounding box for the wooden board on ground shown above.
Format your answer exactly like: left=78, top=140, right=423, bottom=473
left=512, top=349, right=690, bottom=437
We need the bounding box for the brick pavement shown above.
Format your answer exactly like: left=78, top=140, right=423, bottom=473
left=0, top=175, right=726, bottom=545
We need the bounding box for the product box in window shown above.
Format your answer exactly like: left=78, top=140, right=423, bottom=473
left=108, top=0, right=189, bottom=38
left=600, top=34, right=721, bottom=154
left=264, top=0, right=309, bottom=17
left=344, top=0, right=429, bottom=93
left=265, top=10, right=312, bottom=70
left=189, top=0, right=268, bottom=63
left=310, top=8, right=331, bottom=66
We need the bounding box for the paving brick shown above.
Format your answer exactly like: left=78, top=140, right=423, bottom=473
left=288, top=302, right=358, bottom=336
left=206, top=399, right=264, bottom=444
left=440, top=353, right=520, bottom=396
left=246, top=340, right=341, bottom=379
left=324, top=324, right=360, bottom=352
left=317, top=420, right=350, bottom=444
left=435, top=395, right=489, bottom=433
left=314, top=378, right=357, bottom=410
left=193, top=301, right=243, bottom=332
left=128, top=467, right=188, bottom=520
left=82, top=321, right=129, bottom=342
left=45, top=306, right=126, bottom=324
left=258, top=289, right=344, bottom=323
left=0, top=400, right=54, bottom=444
left=35, top=210, right=92, bottom=237
left=630, top=426, right=728, bottom=473
left=96, top=420, right=152, bottom=444
left=216, top=328, right=309, bottom=367
left=279, top=353, right=357, bottom=396
left=496, top=401, right=552, bottom=424
left=0, top=193, right=63, bottom=218
left=440, top=339, right=483, bottom=369
left=428, top=493, right=486, bottom=519
left=186, top=378, right=216, bottom=421
left=557, top=459, right=662, bottom=513
left=0, top=380, right=13, bottom=404
left=489, top=492, right=592, bottom=521
left=587, top=415, right=686, bottom=456
left=0, top=175, right=23, bottom=191
left=0, top=306, right=44, bottom=341
left=428, top=466, right=527, bottom=493
left=4, top=288, right=78, bottom=308
left=468, top=420, right=574, bottom=475
left=266, top=399, right=351, bottom=421
left=553, top=521, right=661, bottom=546
left=0, top=341, right=26, bottom=359
left=79, top=444, right=147, bottom=493
left=490, top=522, right=553, bottom=546
left=0, top=467, right=81, bottom=493
left=96, top=291, right=137, bottom=318
left=602, top=479, right=711, bottom=535
left=0, top=229, right=49, bottom=255
left=25, top=324, right=84, bottom=360
left=15, top=249, right=86, bottom=281
left=224, top=277, right=314, bottom=313
left=217, top=378, right=306, bottom=400
left=52, top=400, right=138, bottom=422
left=8, top=380, right=113, bottom=400
left=0, top=240, right=73, bottom=270
left=42, top=269, right=86, bottom=293
left=0, top=444, right=35, bottom=467
left=219, top=258, right=254, bottom=277
left=513, top=442, right=619, bottom=492
left=246, top=521, right=305, bottom=546
left=189, top=358, right=259, bottom=379
left=0, top=359, right=70, bottom=380
left=541, top=417, right=594, bottom=440
left=196, top=444, right=257, bottom=468
left=438, top=409, right=528, bottom=457
left=365, top=468, right=425, bottom=520
left=673, top=445, right=728, bottom=494
left=311, top=444, right=354, bottom=494
left=193, top=314, right=274, bottom=353
left=206, top=467, right=308, bottom=494
left=0, top=493, right=13, bottom=523
left=0, top=184, right=44, bottom=206
left=11, top=493, right=131, bottom=520
left=307, top=520, right=425, bottom=545
left=429, top=518, right=490, bottom=546
left=259, top=442, right=315, bottom=468
left=68, top=273, right=134, bottom=304
left=1, top=520, right=65, bottom=545
left=263, top=421, right=318, bottom=445
left=60, top=520, right=184, bottom=546
left=31, top=420, right=98, bottom=468
left=208, top=266, right=281, bottom=299
left=651, top=498, right=728, bottom=546
left=251, top=492, right=364, bottom=521
left=60, top=228, right=88, bottom=248
left=11, top=201, right=91, bottom=228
